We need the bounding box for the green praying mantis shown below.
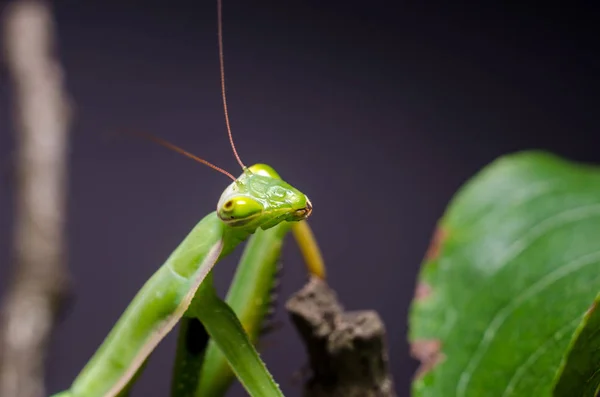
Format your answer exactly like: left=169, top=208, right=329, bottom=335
left=51, top=1, right=326, bottom=396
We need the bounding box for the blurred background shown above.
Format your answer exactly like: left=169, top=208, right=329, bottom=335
left=0, top=1, right=598, bottom=396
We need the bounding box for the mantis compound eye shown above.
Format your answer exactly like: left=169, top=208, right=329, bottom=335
left=247, top=163, right=281, bottom=179
left=218, top=196, right=264, bottom=223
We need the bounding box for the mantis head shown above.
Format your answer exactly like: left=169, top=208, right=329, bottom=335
left=217, top=164, right=312, bottom=231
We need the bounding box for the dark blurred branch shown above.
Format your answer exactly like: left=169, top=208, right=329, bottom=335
left=286, top=277, right=396, bottom=397
left=0, top=1, right=71, bottom=397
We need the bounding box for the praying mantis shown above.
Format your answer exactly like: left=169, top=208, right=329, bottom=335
left=51, top=1, right=325, bottom=396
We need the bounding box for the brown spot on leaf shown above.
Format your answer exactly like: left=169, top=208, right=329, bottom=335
left=414, top=282, right=432, bottom=301
left=424, top=227, right=447, bottom=261
left=586, top=300, right=597, bottom=317
left=410, top=339, right=444, bottom=379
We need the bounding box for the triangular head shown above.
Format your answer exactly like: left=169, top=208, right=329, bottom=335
left=217, top=163, right=312, bottom=231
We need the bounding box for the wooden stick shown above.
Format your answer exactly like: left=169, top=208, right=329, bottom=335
left=286, top=277, right=396, bottom=397
left=0, top=2, right=72, bottom=396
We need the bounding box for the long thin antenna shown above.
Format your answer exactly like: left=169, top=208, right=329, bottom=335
left=130, top=131, right=237, bottom=181
left=218, top=0, right=246, bottom=170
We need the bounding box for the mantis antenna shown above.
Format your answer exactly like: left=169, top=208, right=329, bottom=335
left=121, top=0, right=246, bottom=181
left=218, top=0, right=246, bottom=170
left=129, top=131, right=237, bottom=181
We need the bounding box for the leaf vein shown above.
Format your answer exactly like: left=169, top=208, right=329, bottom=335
left=501, top=315, right=582, bottom=397
left=456, top=248, right=600, bottom=397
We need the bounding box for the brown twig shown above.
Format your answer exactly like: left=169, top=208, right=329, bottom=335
left=0, top=1, right=72, bottom=397
left=286, top=277, right=396, bottom=397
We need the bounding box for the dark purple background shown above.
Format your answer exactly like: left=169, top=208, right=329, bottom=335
left=1, top=1, right=598, bottom=396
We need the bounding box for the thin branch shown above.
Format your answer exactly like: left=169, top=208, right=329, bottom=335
left=0, top=1, right=72, bottom=397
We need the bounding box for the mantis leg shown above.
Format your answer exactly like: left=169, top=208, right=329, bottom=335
left=170, top=222, right=291, bottom=396
left=49, top=213, right=230, bottom=397
left=113, top=358, right=149, bottom=397
left=291, top=220, right=326, bottom=280
left=170, top=220, right=325, bottom=397
left=189, top=272, right=284, bottom=397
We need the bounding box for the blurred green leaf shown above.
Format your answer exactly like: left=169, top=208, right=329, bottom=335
left=552, top=292, right=600, bottom=396
left=408, top=151, right=600, bottom=397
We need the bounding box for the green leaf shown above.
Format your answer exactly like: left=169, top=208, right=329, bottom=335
left=552, top=292, right=600, bottom=396
left=408, top=151, right=600, bottom=397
